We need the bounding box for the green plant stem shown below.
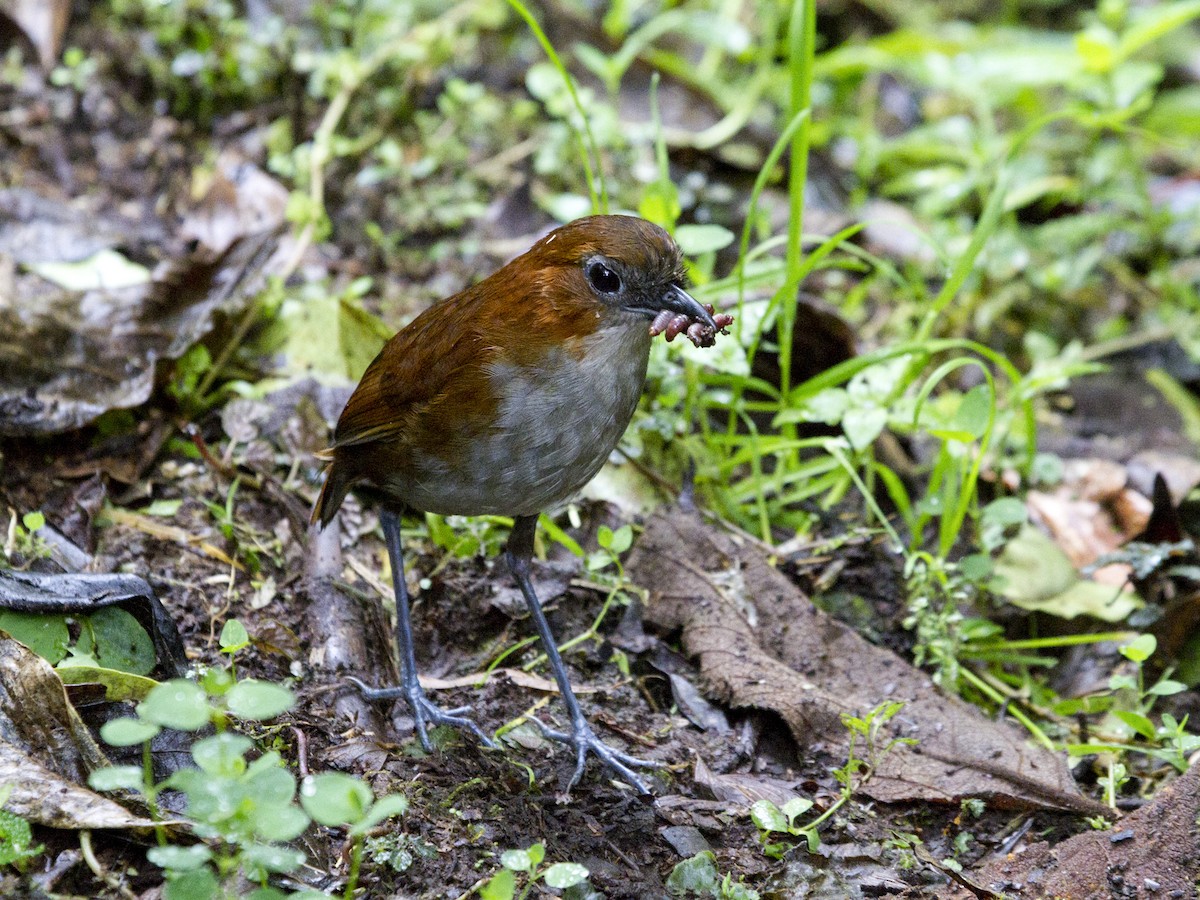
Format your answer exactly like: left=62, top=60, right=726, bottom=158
left=504, top=0, right=607, bottom=212
left=778, top=0, right=816, bottom=403
left=521, top=586, right=624, bottom=672
left=519, top=869, right=536, bottom=900
left=977, top=632, right=1137, bottom=651
left=959, top=667, right=1055, bottom=752
left=911, top=358, right=996, bottom=556
left=719, top=3, right=816, bottom=518
left=827, top=442, right=904, bottom=549
left=730, top=107, right=810, bottom=343
left=141, top=741, right=167, bottom=846
left=649, top=73, right=670, bottom=202
left=914, top=166, right=1010, bottom=346
left=1067, top=741, right=1192, bottom=771
left=796, top=792, right=848, bottom=842
left=344, top=835, right=364, bottom=900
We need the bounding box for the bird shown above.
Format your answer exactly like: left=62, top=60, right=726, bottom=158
left=311, top=214, right=731, bottom=793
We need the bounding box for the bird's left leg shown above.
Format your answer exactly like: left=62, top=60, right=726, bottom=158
left=349, top=508, right=496, bottom=750
left=506, top=515, right=660, bottom=794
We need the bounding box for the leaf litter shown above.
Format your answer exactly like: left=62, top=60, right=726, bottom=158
left=0, top=4, right=1197, bottom=898
left=627, top=506, right=1109, bottom=816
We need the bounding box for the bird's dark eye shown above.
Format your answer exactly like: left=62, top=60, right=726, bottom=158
left=586, top=261, right=622, bottom=294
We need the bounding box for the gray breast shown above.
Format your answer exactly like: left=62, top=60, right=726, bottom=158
left=405, top=320, right=651, bottom=517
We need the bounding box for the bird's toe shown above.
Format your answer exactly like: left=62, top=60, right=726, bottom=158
left=350, top=676, right=495, bottom=749
left=529, top=716, right=660, bottom=794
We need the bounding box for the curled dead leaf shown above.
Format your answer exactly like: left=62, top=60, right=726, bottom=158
left=627, top=508, right=1109, bottom=816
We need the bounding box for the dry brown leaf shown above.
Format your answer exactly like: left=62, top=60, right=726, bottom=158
left=627, top=509, right=1109, bottom=815
left=0, top=635, right=158, bottom=829
left=1027, top=458, right=1154, bottom=570
left=0, top=231, right=282, bottom=435
left=692, top=756, right=805, bottom=809
left=180, top=153, right=289, bottom=255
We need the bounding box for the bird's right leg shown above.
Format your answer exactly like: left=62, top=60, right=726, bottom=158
left=350, top=508, right=496, bottom=750
left=507, top=515, right=660, bottom=793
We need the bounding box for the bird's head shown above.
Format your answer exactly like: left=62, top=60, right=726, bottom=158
left=516, top=215, right=717, bottom=334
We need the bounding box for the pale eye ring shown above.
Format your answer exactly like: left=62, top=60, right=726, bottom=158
left=586, top=261, right=622, bottom=294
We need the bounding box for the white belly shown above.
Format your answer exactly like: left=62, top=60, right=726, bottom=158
left=402, top=320, right=651, bottom=517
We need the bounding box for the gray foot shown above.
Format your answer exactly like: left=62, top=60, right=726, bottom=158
left=348, top=676, right=496, bottom=750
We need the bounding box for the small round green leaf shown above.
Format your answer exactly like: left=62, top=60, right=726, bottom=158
left=500, top=848, right=532, bottom=872
left=299, top=772, right=373, bottom=826
left=240, top=843, right=305, bottom=874
left=219, top=619, right=250, bottom=652
left=1148, top=679, right=1187, bottom=696
left=637, top=181, right=681, bottom=230
left=958, top=553, right=993, bottom=581
left=597, top=525, right=614, bottom=549
left=99, top=716, right=160, bottom=747
left=749, top=799, right=788, bottom=833
left=191, top=733, right=253, bottom=777
left=244, top=753, right=296, bottom=808
left=543, top=862, right=589, bottom=888
left=675, top=223, right=735, bottom=255
left=480, top=868, right=515, bottom=900
left=946, top=384, right=992, bottom=440
left=842, top=405, right=888, bottom=450
left=225, top=679, right=294, bottom=720
left=88, top=607, right=156, bottom=675
left=666, top=852, right=719, bottom=894
left=0, top=610, right=70, bottom=663
left=780, top=796, right=815, bottom=821
left=981, top=497, right=1028, bottom=528
left=88, top=765, right=145, bottom=792
left=252, top=804, right=310, bottom=842
left=794, top=388, right=849, bottom=426
left=140, top=679, right=211, bottom=730
left=1120, top=634, right=1156, bottom=663
left=163, top=865, right=218, bottom=900
left=148, top=844, right=213, bottom=872
left=199, top=666, right=234, bottom=697
left=608, top=525, right=633, bottom=554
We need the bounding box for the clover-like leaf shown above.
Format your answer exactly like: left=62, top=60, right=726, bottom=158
left=89, top=765, right=146, bottom=792
left=100, top=716, right=161, bottom=747
left=191, top=733, right=253, bottom=777
left=148, top=844, right=213, bottom=872
left=140, top=679, right=211, bottom=730
left=543, top=862, right=589, bottom=889
left=225, top=679, right=294, bottom=720
left=300, top=772, right=373, bottom=827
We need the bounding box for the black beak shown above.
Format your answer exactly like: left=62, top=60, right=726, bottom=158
left=626, top=284, right=715, bottom=327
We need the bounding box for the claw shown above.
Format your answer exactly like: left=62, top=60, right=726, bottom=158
left=528, top=717, right=661, bottom=794
left=349, top=676, right=496, bottom=750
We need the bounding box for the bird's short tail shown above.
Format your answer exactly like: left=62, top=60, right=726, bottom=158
left=311, top=450, right=353, bottom=529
